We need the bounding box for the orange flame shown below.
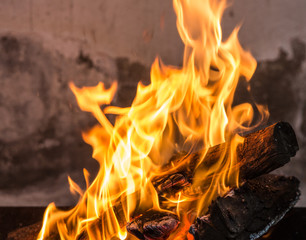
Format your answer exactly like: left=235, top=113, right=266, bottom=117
left=38, top=0, right=268, bottom=239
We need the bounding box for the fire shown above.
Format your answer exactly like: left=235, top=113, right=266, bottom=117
left=38, top=0, right=268, bottom=239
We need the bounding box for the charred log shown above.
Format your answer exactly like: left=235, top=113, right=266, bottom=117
left=153, top=122, right=298, bottom=195
left=72, top=210, right=180, bottom=240
left=189, top=174, right=300, bottom=240
left=6, top=222, right=59, bottom=240
left=126, top=210, right=180, bottom=240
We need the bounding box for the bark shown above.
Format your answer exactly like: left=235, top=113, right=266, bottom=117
left=7, top=222, right=59, bottom=240
left=189, top=174, right=300, bottom=240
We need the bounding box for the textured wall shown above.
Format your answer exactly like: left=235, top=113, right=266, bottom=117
left=0, top=0, right=305, bottom=206
left=0, top=34, right=116, bottom=205
left=0, top=0, right=305, bottom=65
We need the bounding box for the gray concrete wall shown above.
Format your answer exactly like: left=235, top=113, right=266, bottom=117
left=0, top=0, right=305, bottom=207
left=0, top=0, right=305, bottom=65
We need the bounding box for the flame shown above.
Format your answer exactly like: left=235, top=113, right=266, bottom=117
left=38, top=0, right=268, bottom=239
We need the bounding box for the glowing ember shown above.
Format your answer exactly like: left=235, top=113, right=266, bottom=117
left=37, top=0, right=268, bottom=239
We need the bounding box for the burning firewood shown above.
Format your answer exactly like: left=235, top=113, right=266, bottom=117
left=124, top=122, right=300, bottom=240
left=189, top=174, right=300, bottom=240
left=6, top=222, right=58, bottom=240
left=7, top=122, right=300, bottom=240
left=72, top=210, right=180, bottom=240
left=153, top=121, right=298, bottom=196
left=126, top=210, right=180, bottom=240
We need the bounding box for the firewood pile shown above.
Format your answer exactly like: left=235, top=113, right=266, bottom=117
left=8, top=122, right=301, bottom=240
left=126, top=121, right=300, bottom=240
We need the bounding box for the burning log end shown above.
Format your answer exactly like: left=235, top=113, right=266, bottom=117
left=126, top=210, right=180, bottom=240
left=273, top=121, right=299, bottom=156
left=238, top=121, right=299, bottom=180
left=155, top=173, right=190, bottom=194
left=189, top=174, right=300, bottom=240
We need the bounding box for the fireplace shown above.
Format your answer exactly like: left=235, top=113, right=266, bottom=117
left=0, top=0, right=306, bottom=239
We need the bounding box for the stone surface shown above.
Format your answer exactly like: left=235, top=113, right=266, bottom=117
left=0, top=0, right=305, bottom=65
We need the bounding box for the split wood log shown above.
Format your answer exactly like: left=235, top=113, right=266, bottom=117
left=189, top=174, right=300, bottom=240
left=126, top=210, right=180, bottom=240
left=152, top=122, right=298, bottom=196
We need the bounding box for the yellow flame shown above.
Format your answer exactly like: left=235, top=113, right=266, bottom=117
left=38, top=0, right=268, bottom=239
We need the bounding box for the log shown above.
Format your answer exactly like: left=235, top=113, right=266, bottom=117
left=7, top=222, right=41, bottom=240
left=126, top=210, right=180, bottom=240
left=189, top=174, right=300, bottom=240
left=6, top=222, right=60, bottom=240
left=153, top=122, right=298, bottom=195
